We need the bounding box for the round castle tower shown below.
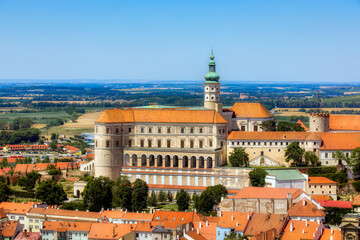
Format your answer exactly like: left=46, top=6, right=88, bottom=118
left=309, top=112, right=330, bottom=132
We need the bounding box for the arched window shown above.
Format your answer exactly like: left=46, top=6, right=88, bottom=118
left=132, top=154, right=137, bottom=166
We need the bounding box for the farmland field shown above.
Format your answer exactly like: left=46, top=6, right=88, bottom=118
left=0, top=111, right=70, bottom=124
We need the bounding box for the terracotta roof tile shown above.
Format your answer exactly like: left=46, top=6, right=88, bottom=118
left=0, top=221, right=19, bottom=237
left=317, top=200, right=352, bottom=209
left=243, top=213, right=288, bottom=238
left=42, top=221, right=91, bottom=232
left=217, top=212, right=252, bottom=232
left=152, top=211, right=194, bottom=229
left=89, top=223, right=135, bottom=239
left=282, top=220, right=320, bottom=240
left=185, top=230, right=207, bottom=240
left=0, top=202, right=33, bottom=215
left=329, top=114, right=360, bottom=131
left=296, top=120, right=309, bottom=131
left=96, top=109, right=227, bottom=124
left=228, top=187, right=303, bottom=200
left=134, top=221, right=153, bottom=232
left=309, top=177, right=336, bottom=184
left=13, top=164, right=30, bottom=173
left=353, top=195, right=360, bottom=206
left=320, top=132, right=360, bottom=150
left=229, top=103, right=273, bottom=118
left=14, top=231, right=41, bottom=240
left=28, top=208, right=100, bottom=219
left=287, top=199, right=325, bottom=217
left=311, top=195, right=331, bottom=201
left=0, top=208, right=7, bottom=218
left=227, top=131, right=321, bottom=141
left=320, top=228, right=341, bottom=240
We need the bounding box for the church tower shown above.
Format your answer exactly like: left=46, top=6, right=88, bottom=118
left=204, top=50, right=222, bottom=112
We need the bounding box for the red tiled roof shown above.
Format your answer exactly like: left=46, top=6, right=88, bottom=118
left=311, top=195, right=331, bottom=201
left=320, top=228, right=341, bottom=240
left=243, top=213, right=288, bottom=238
left=89, top=223, right=134, bottom=239
left=227, top=131, right=321, bottom=141
left=0, top=221, right=19, bottom=237
left=0, top=202, right=33, bottom=215
left=318, top=200, right=352, bottom=209
left=217, top=212, right=252, bottom=232
left=229, top=103, right=273, bottom=118
left=14, top=232, right=41, bottom=240
left=282, top=220, right=320, bottom=240
left=308, top=177, right=336, bottom=184
left=296, top=120, right=309, bottom=131
left=352, top=195, right=360, bottom=206
left=42, top=221, right=91, bottom=232
left=152, top=211, right=194, bottom=229
left=287, top=199, right=325, bottom=217
left=96, top=109, right=227, bottom=124
left=329, top=114, right=360, bottom=131
left=134, top=221, right=153, bottom=232
left=320, top=132, right=360, bottom=150
left=228, top=187, right=303, bottom=200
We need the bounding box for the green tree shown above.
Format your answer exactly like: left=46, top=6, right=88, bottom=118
left=229, top=148, right=249, bottom=167
left=132, top=179, right=149, bottom=212
left=224, top=232, right=249, bottom=240
left=82, top=176, right=113, bottom=212
left=47, top=164, right=62, bottom=175
left=158, top=190, right=166, bottom=202
left=335, top=150, right=347, bottom=165
left=148, top=191, right=157, bottom=207
left=260, top=120, right=276, bottom=131
left=42, top=156, right=50, bottom=163
left=49, top=141, right=58, bottom=151
left=304, top=151, right=320, bottom=166
left=192, top=193, right=199, bottom=203
left=196, top=189, right=216, bottom=214
left=353, top=181, right=360, bottom=193
left=112, top=176, right=133, bottom=211
left=285, top=142, right=305, bottom=166
left=61, top=201, right=86, bottom=211
left=249, top=168, right=268, bottom=187
left=276, top=121, right=294, bottom=131
left=167, top=191, right=173, bottom=202
left=0, top=181, right=11, bottom=202
left=207, top=185, right=228, bottom=203
left=35, top=180, right=67, bottom=205
left=176, top=189, right=190, bottom=211
left=51, top=133, right=59, bottom=140
left=18, top=171, right=41, bottom=190
left=6, top=176, right=10, bottom=185
left=347, top=148, right=360, bottom=174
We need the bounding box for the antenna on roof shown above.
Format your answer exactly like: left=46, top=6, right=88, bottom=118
left=317, top=90, right=320, bottom=114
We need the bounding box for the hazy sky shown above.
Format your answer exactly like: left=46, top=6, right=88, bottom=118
left=0, top=0, right=359, bottom=82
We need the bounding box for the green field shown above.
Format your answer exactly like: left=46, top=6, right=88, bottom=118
left=323, top=94, right=360, bottom=104
left=274, top=116, right=309, bottom=127
left=0, top=111, right=70, bottom=124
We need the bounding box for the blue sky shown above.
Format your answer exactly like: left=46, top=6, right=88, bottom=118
left=0, top=0, right=359, bottom=82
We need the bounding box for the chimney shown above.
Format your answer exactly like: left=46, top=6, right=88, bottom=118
left=247, top=213, right=250, bottom=220
left=24, top=229, right=28, bottom=237
left=331, top=228, right=333, bottom=234
left=317, top=219, right=320, bottom=224
left=313, top=233, right=315, bottom=238
left=206, top=221, right=208, bottom=227
left=125, top=209, right=127, bottom=214
left=236, top=221, right=238, bottom=227
left=231, top=215, right=234, bottom=220
left=306, top=220, right=308, bottom=227
left=302, top=229, right=304, bottom=234
left=197, top=228, right=199, bottom=235
left=199, top=222, right=201, bottom=229
left=330, top=236, right=333, bottom=240
left=303, top=199, right=306, bottom=206
left=290, top=222, right=293, bottom=232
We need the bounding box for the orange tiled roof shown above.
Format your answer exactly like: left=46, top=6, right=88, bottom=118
left=152, top=211, right=194, bottom=229
left=282, top=220, right=320, bottom=240
left=134, top=221, right=153, bottom=232
left=217, top=212, right=252, bottom=232
left=296, top=120, right=309, bottom=131
left=0, top=221, right=19, bottom=237
left=14, top=231, right=41, bottom=240
left=311, top=195, right=331, bottom=201
left=0, top=207, right=7, bottom=218
left=96, top=109, right=227, bottom=124
left=243, top=213, right=288, bottom=238
left=0, top=202, right=33, bottom=215
left=352, top=195, right=360, bottom=206
left=89, top=223, right=134, bottom=239
left=227, top=131, right=321, bottom=141
left=320, top=228, right=341, bottom=240
left=0, top=158, right=16, bottom=164
left=192, top=213, right=218, bottom=240
left=320, top=132, right=360, bottom=150
left=14, top=164, right=30, bottom=173
left=329, top=114, right=360, bottom=131
left=287, top=199, right=325, bottom=217
left=308, top=177, right=336, bottom=184
left=28, top=208, right=100, bottom=219
left=121, top=212, right=153, bottom=221
left=229, top=103, right=273, bottom=118
left=185, top=230, right=207, bottom=240
left=228, top=187, right=303, bottom=200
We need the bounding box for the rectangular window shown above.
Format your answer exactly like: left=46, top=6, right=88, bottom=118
left=116, top=140, right=119, bottom=147
left=128, top=128, right=132, bottom=133
left=106, top=141, right=110, bottom=148
left=148, top=140, right=152, bottom=147
left=248, top=142, right=250, bottom=146
left=95, top=127, right=98, bottom=133
left=258, top=142, right=261, bottom=146
left=167, top=127, right=171, bottom=133
left=158, top=140, right=161, bottom=148
left=181, top=128, right=185, bottom=133
left=95, top=140, right=98, bottom=147
left=221, top=141, right=223, bottom=147
left=241, top=126, right=245, bottom=131
left=115, top=127, right=119, bottom=134
left=158, top=127, right=162, bottom=133
left=242, top=142, right=245, bottom=146
left=218, top=129, right=221, bottom=134
left=325, top=153, right=328, bottom=158
left=181, top=140, right=185, bottom=148
left=128, top=140, right=132, bottom=147
left=223, top=129, right=225, bottom=133
left=254, top=126, right=258, bottom=131
left=141, top=127, right=144, bottom=133
left=269, top=142, right=272, bottom=146
left=199, top=141, right=203, bottom=148
left=167, top=140, right=171, bottom=148
left=199, top=128, right=203, bottom=133
left=106, top=128, right=110, bottom=134
left=209, top=127, right=213, bottom=133
left=140, top=140, right=144, bottom=148
left=190, top=140, right=194, bottom=148
left=148, top=128, right=152, bottom=133
left=190, top=128, right=194, bottom=133
left=209, top=140, right=213, bottom=147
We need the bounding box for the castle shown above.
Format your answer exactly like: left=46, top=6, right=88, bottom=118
left=94, top=51, right=360, bottom=190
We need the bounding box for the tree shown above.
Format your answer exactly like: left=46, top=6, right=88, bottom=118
left=249, top=168, right=268, bottom=187
left=224, top=232, right=249, bottom=240
left=167, top=191, right=173, bottom=202
left=353, top=181, right=360, bottom=193
left=148, top=191, right=157, bottom=207
left=35, top=180, right=67, bottom=205
left=47, top=164, right=62, bottom=175
left=158, top=190, right=166, bottom=202
left=0, top=181, right=11, bottom=202
left=176, top=189, right=190, bottom=211
left=51, top=133, right=59, bottom=140
left=6, top=176, right=10, bottom=185
left=18, top=171, right=41, bottom=190
left=277, top=121, right=294, bottom=131
left=229, top=148, right=249, bottom=167
left=347, top=148, right=360, bottom=175
left=207, top=185, right=228, bottom=203
left=304, top=151, right=320, bottom=166
left=61, top=201, right=86, bottom=211
left=335, top=150, right=347, bottom=165
left=192, top=193, right=199, bottom=203
left=132, top=179, right=149, bottom=212
left=112, top=176, right=133, bottom=210
left=49, top=141, right=58, bottom=151
left=196, top=189, right=216, bottom=214
left=82, top=176, right=113, bottom=212
left=42, top=156, right=50, bottom=163
left=285, top=142, right=305, bottom=166
left=260, top=120, right=276, bottom=131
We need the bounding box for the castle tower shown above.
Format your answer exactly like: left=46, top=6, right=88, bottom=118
left=204, top=50, right=222, bottom=112
left=309, top=112, right=330, bottom=132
